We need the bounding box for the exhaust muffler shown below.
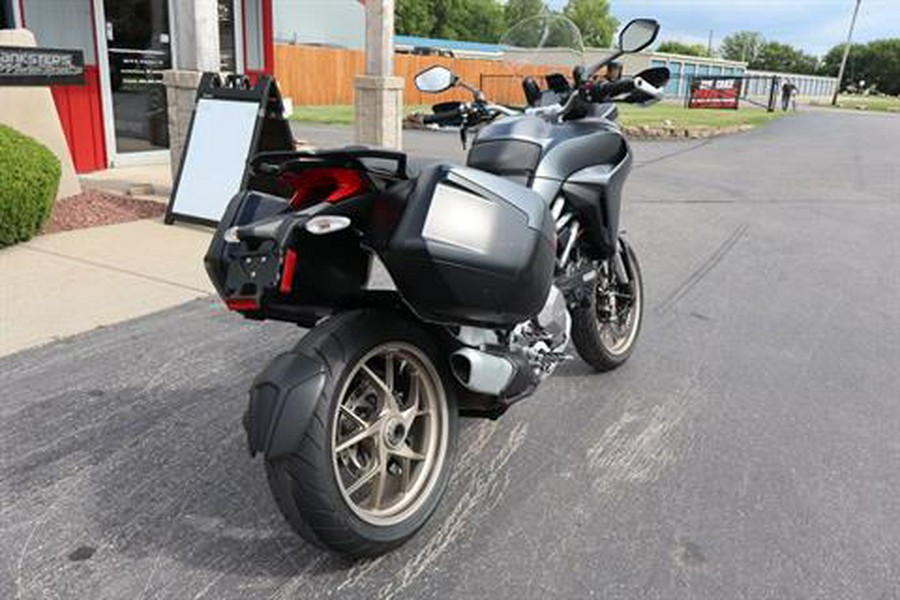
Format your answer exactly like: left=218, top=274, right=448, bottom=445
left=449, top=348, right=515, bottom=396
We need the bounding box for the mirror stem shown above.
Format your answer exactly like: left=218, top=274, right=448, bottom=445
left=457, top=79, right=486, bottom=102
left=586, top=50, right=623, bottom=81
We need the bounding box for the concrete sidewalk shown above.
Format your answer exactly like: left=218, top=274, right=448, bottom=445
left=0, top=218, right=214, bottom=357
left=80, top=161, right=174, bottom=198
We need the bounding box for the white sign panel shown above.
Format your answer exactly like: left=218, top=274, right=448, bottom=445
left=169, top=98, right=260, bottom=222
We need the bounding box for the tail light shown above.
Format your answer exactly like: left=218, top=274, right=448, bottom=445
left=281, top=167, right=370, bottom=209
left=226, top=298, right=259, bottom=312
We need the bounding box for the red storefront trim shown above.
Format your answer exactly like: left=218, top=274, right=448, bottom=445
left=262, top=0, right=274, bottom=75
left=245, top=0, right=275, bottom=83
left=50, top=66, right=107, bottom=173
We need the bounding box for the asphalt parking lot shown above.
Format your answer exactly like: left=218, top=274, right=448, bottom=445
left=2, top=109, right=899, bottom=599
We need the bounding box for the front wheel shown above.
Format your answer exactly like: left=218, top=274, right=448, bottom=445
left=265, top=310, right=458, bottom=558
left=570, top=238, right=644, bottom=371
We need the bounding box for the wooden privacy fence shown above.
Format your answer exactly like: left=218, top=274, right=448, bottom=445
left=274, top=44, right=567, bottom=107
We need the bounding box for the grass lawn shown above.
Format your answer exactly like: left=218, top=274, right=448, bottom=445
left=809, top=94, right=900, bottom=113
left=290, top=102, right=783, bottom=131
left=617, top=103, right=783, bottom=129
left=291, top=105, right=430, bottom=126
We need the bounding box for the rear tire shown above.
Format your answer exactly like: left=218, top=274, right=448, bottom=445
left=570, top=238, right=643, bottom=372
left=265, top=309, right=458, bottom=558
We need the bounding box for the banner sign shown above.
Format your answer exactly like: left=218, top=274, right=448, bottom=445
left=0, top=46, right=85, bottom=86
left=688, top=77, right=741, bottom=110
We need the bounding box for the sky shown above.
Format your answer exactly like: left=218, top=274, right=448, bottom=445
left=546, top=0, right=899, bottom=57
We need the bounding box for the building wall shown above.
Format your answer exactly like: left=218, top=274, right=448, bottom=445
left=633, top=52, right=747, bottom=100
left=628, top=52, right=837, bottom=103
left=746, top=69, right=837, bottom=101
left=0, top=28, right=82, bottom=197
left=18, top=0, right=107, bottom=173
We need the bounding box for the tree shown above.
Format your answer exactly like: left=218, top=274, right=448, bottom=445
left=820, top=39, right=900, bottom=95
left=750, top=41, right=819, bottom=75
left=656, top=41, right=710, bottom=57
left=505, top=0, right=546, bottom=29
left=432, top=0, right=505, bottom=43
left=395, top=0, right=506, bottom=43
left=720, top=31, right=764, bottom=63
left=862, top=39, right=900, bottom=94
left=563, top=0, right=617, bottom=48
left=396, top=0, right=436, bottom=37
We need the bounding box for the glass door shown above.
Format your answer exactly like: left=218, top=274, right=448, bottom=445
left=103, top=0, right=172, bottom=153
left=219, top=0, right=237, bottom=73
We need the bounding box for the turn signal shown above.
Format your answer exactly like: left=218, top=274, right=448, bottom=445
left=305, top=216, right=352, bottom=235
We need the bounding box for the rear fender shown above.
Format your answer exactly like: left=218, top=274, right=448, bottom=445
left=244, top=351, right=326, bottom=458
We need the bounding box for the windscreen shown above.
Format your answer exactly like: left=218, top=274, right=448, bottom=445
left=499, top=15, right=585, bottom=72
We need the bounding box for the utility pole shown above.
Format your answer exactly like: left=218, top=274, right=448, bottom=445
left=832, top=0, right=862, bottom=105
left=707, top=30, right=713, bottom=56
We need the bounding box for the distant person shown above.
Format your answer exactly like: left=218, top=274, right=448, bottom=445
left=782, top=79, right=798, bottom=111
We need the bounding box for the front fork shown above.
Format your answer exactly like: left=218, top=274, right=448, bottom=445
left=555, top=222, right=632, bottom=313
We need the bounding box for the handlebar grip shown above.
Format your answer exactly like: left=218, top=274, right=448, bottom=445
left=589, top=78, right=636, bottom=101
left=423, top=107, right=464, bottom=125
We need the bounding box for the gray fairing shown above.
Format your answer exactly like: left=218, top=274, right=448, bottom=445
left=468, top=115, right=632, bottom=257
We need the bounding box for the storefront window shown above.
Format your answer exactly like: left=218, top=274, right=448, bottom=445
left=103, top=0, right=171, bottom=153
left=2, top=1, right=11, bottom=28
left=21, top=0, right=96, bottom=64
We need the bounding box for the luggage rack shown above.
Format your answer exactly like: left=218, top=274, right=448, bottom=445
left=249, top=148, right=410, bottom=181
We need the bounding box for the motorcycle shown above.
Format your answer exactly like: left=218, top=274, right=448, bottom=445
left=204, top=15, right=670, bottom=557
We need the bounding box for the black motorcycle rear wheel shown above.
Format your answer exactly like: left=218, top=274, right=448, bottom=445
left=265, top=309, right=458, bottom=558
left=570, top=238, right=643, bottom=371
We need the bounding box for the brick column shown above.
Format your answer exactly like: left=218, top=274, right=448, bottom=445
left=354, top=0, right=403, bottom=149
left=163, top=0, right=220, bottom=178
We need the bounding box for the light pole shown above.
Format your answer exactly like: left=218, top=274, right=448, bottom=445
left=832, top=0, right=862, bottom=105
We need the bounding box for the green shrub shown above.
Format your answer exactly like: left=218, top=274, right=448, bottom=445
left=0, top=124, right=61, bottom=247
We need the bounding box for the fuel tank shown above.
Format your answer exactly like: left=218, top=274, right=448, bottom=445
left=468, top=115, right=631, bottom=258
left=467, top=115, right=628, bottom=194
left=380, top=163, right=556, bottom=328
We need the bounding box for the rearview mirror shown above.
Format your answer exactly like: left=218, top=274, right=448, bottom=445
left=618, top=19, right=660, bottom=53
left=415, top=66, right=456, bottom=93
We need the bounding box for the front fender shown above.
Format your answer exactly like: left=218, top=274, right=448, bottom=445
left=243, top=351, right=326, bottom=458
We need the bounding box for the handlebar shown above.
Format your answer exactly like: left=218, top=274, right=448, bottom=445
left=422, top=106, right=464, bottom=125
left=424, top=72, right=662, bottom=131
left=582, top=77, right=638, bottom=104
left=587, top=78, right=637, bottom=101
